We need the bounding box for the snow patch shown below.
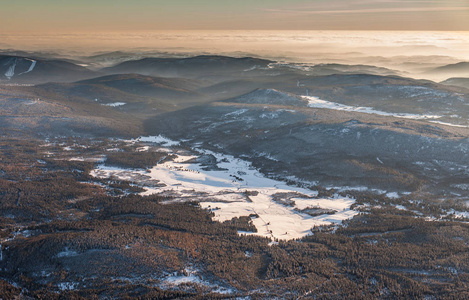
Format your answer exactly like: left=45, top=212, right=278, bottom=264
left=446, top=209, right=469, bottom=220
left=452, top=184, right=469, bottom=190
left=57, top=247, right=78, bottom=258
left=162, top=268, right=202, bottom=286
left=58, top=282, right=78, bottom=291
left=136, top=146, right=150, bottom=152
left=224, top=109, right=248, bottom=117
left=260, top=112, right=279, bottom=119
left=160, top=267, right=234, bottom=294
left=138, top=135, right=180, bottom=147
left=69, top=155, right=106, bottom=163
left=304, top=95, right=441, bottom=120
left=103, top=102, right=126, bottom=107
left=244, top=65, right=259, bottom=72
left=429, top=121, right=469, bottom=128
left=4, top=58, right=17, bottom=79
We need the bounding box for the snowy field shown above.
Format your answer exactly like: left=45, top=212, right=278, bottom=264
left=91, top=135, right=358, bottom=240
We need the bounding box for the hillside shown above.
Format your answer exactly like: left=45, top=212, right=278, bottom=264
left=0, top=55, right=99, bottom=84
left=145, top=86, right=469, bottom=196
left=103, top=55, right=273, bottom=79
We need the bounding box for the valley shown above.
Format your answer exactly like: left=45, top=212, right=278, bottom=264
left=0, top=51, right=468, bottom=299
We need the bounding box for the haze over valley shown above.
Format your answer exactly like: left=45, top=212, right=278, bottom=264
left=3, top=30, right=469, bottom=82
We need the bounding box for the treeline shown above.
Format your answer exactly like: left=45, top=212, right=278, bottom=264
left=1, top=137, right=469, bottom=299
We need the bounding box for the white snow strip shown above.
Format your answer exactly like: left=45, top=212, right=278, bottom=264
left=18, top=59, right=37, bottom=75
left=224, top=109, right=248, bottom=117
left=90, top=137, right=358, bottom=240
left=4, top=59, right=17, bottom=79
left=376, top=157, right=384, bottom=165
left=103, top=102, right=126, bottom=107
left=137, top=135, right=180, bottom=146
left=244, top=65, right=258, bottom=72
left=429, top=121, right=469, bottom=128
left=303, top=96, right=441, bottom=120
left=58, top=282, right=78, bottom=291
left=57, top=247, right=78, bottom=258
left=159, top=267, right=234, bottom=294
left=162, top=268, right=202, bottom=286
left=446, top=209, right=469, bottom=220
left=69, top=155, right=106, bottom=163
left=136, top=146, right=150, bottom=152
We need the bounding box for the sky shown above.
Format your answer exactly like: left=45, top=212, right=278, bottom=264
left=1, top=0, right=469, bottom=32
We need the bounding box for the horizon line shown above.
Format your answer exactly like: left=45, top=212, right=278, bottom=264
left=2, top=29, right=469, bottom=34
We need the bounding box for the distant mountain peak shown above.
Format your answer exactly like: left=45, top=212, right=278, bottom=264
left=440, top=77, right=469, bottom=89
left=102, top=55, right=273, bottom=78
left=428, top=62, right=469, bottom=76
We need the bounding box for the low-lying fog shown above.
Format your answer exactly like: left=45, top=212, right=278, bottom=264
left=2, top=30, right=469, bottom=81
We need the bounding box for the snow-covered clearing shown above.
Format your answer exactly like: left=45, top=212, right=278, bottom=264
left=91, top=136, right=358, bottom=240
left=160, top=266, right=234, bottom=294
left=137, top=135, right=180, bottom=147
left=303, top=95, right=441, bottom=120
left=69, top=155, right=106, bottom=163
left=57, top=247, right=79, bottom=258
